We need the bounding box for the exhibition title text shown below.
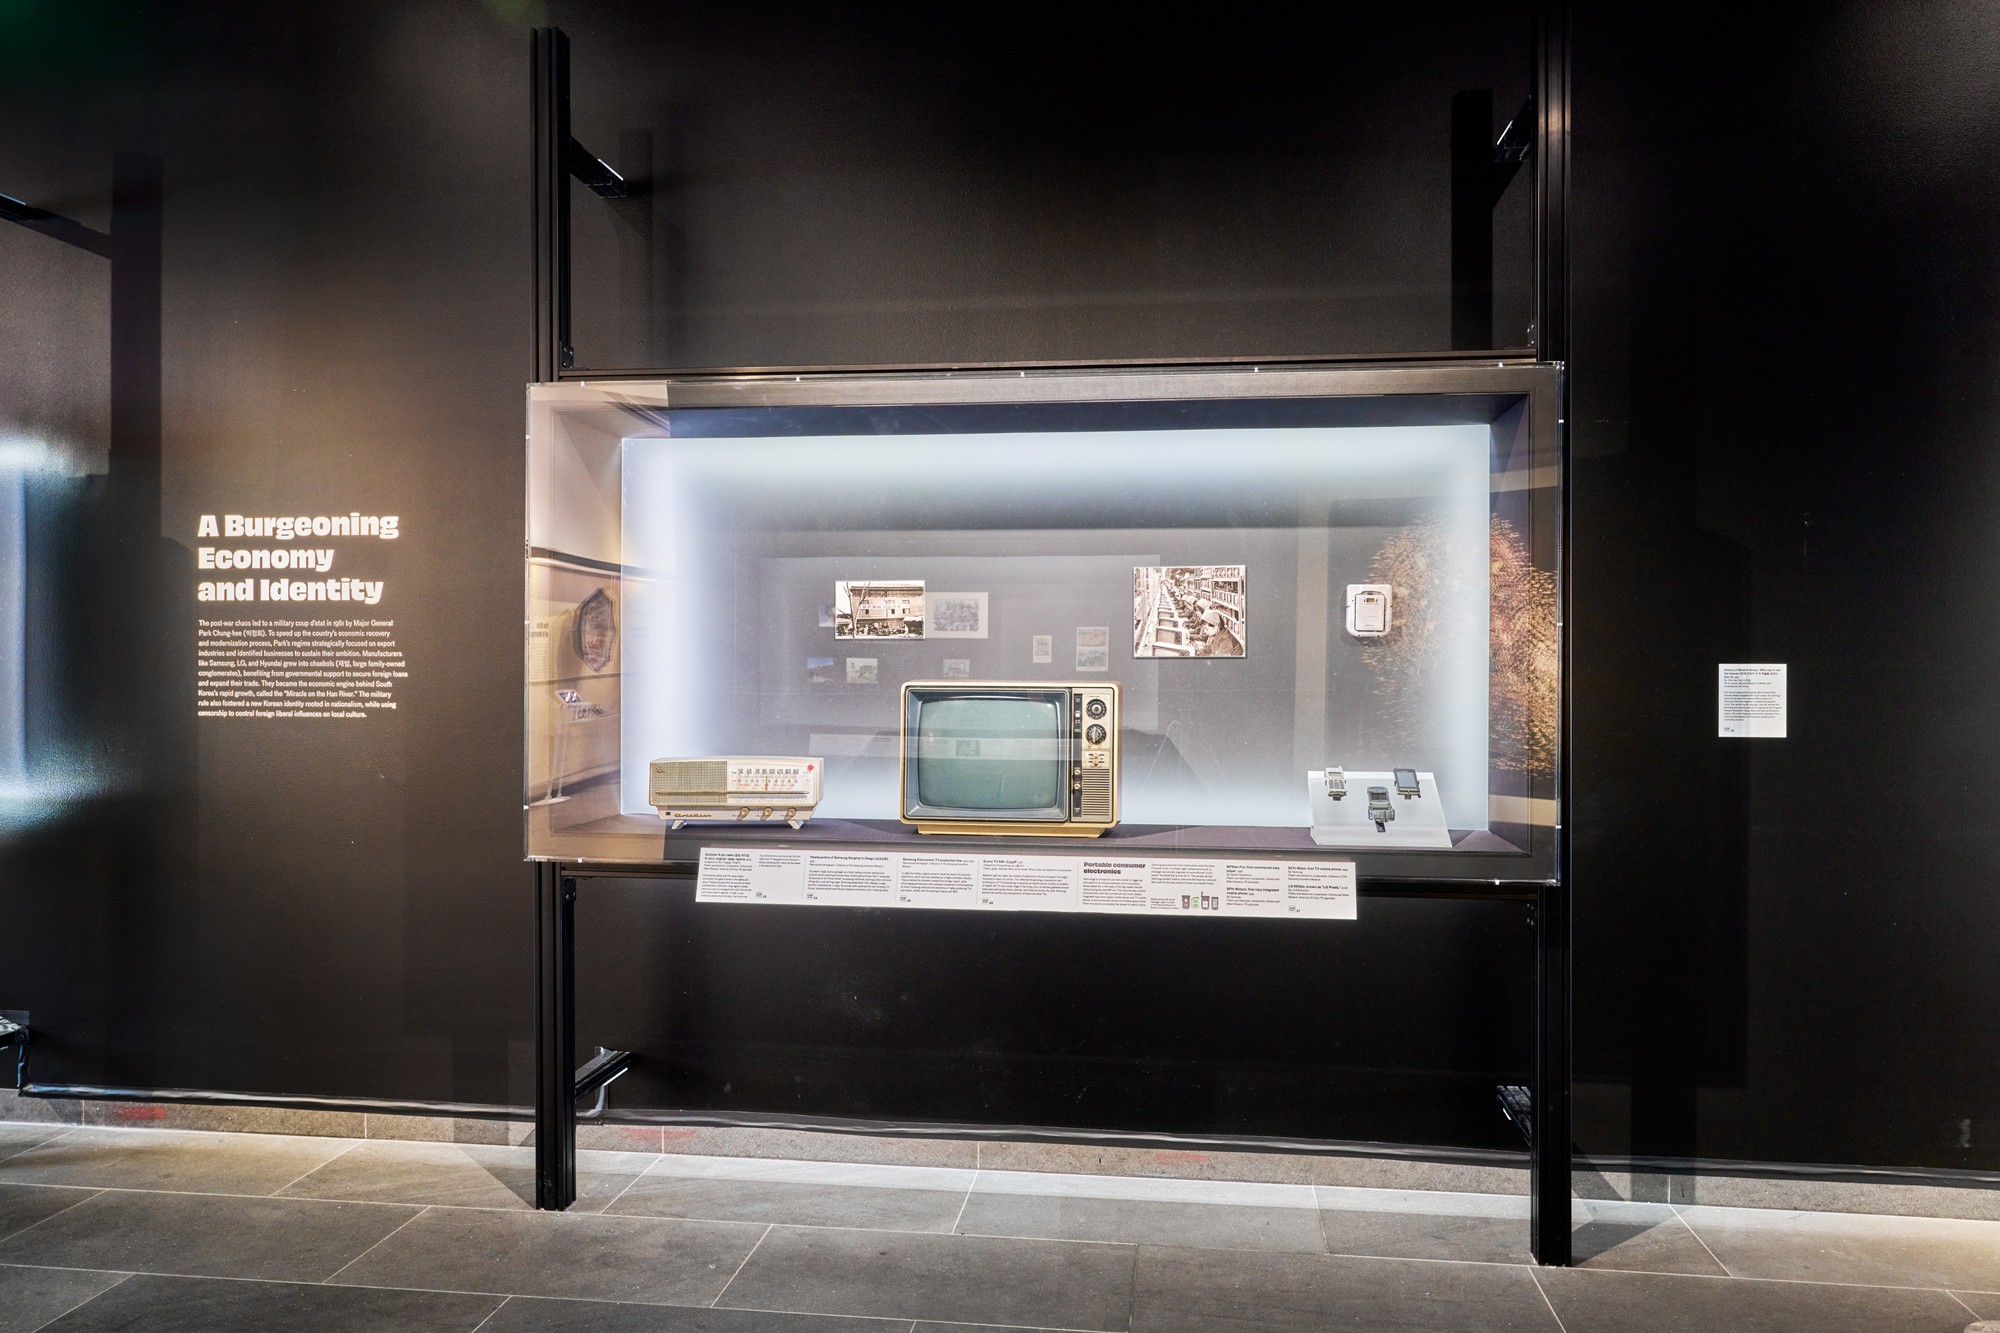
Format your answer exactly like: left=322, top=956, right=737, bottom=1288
left=194, top=513, right=398, bottom=605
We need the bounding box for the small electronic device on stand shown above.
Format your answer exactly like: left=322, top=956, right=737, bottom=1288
left=1307, top=768, right=1453, bottom=848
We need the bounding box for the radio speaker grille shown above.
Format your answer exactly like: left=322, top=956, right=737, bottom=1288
left=1079, top=769, right=1112, bottom=822
left=655, top=759, right=728, bottom=796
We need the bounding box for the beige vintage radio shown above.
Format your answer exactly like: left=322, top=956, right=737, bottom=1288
left=648, top=756, right=821, bottom=830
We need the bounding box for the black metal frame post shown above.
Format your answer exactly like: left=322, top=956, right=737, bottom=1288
left=532, top=28, right=572, bottom=381
left=533, top=863, right=575, bottom=1210
left=1529, top=0, right=1573, bottom=1267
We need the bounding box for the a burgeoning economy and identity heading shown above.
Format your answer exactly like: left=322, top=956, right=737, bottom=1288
left=192, top=513, right=399, bottom=605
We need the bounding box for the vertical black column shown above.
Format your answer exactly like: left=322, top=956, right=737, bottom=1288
left=531, top=25, right=577, bottom=1213
left=1531, top=879, right=1573, bottom=1264
left=531, top=28, right=572, bottom=381
left=1450, top=90, right=1495, bottom=351
left=1534, top=0, right=1570, bottom=364
left=534, top=863, right=576, bottom=1210
left=1530, top=0, right=1573, bottom=1269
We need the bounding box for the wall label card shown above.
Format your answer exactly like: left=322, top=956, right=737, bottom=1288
left=698, top=848, right=1356, bottom=920
left=1718, top=663, right=1786, bottom=738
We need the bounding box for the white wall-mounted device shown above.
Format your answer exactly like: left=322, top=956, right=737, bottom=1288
left=1345, top=584, right=1392, bottom=637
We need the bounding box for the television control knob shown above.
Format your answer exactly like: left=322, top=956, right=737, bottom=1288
left=1085, top=724, right=1106, bottom=744
left=1085, top=698, right=1107, bottom=718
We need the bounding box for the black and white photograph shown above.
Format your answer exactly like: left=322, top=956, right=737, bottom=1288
left=834, top=579, right=925, bottom=639
left=845, top=657, right=879, bottom=684
left=1133, top=565, right=1247, bottom=657
left=925, top=590, right=988, bottom=638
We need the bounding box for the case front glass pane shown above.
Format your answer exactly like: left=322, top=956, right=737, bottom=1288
left=528, top=369, right=1559, bottom=880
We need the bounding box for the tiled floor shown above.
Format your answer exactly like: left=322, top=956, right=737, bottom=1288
left=2, top=1122, right=1996, bottom=1331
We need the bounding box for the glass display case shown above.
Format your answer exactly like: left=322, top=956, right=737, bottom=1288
left=527, top=363, right=1560, bottom=882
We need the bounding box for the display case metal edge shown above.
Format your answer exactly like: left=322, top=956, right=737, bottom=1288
left=553, top=349, right=1543, bottom=383
left=533, top=359, right=1559, bottom=408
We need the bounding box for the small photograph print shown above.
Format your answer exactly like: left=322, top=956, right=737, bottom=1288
left=846, top=657, right=879, bottom=685
left=1031, top=634, right=1053, bottom=664
left=1075, top=626, right=1110, bottom=673
left=926, top=591, right=989, bottom=639
left=817, top=603, right=835, bottom=628
left=834, top=580, right=925, bottom=640
left=942, top=658, right=971, bottom=678
left=1133, top=565, right=1247, bottom=658
left=806, top=656, right=835, bottom=685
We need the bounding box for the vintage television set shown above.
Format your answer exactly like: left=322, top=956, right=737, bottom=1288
left=900, top=682, right=1120, bottom=835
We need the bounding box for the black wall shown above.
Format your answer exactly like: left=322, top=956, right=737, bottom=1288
left=1569, top=1, right=2000, bottom=1172
left=1, top=0, right=1996, bottom=1172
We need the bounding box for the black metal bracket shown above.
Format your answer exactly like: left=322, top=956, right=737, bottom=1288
left=575, top=1046, right=632, bottom=1118
left=1498, top=1083, right=1533, bottom=1147
left=1450, top=92, right=1535, bottom=351
left=1494, top=98, right=1535, bottom=169
left=566, top=140, right=627, bottom=198
left=0, top=1012, right=27, bottom=1092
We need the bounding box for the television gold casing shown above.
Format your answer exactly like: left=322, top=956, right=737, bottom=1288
left=899, top=680, right=1120, bottom=837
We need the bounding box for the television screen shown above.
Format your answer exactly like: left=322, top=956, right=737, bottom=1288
left=915, top=696, right=1065, bottom=812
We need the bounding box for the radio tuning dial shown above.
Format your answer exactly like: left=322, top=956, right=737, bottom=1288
left=1085, top=723, right=1106, bottom=745
left=1085, top=698, right=1107, bottom=718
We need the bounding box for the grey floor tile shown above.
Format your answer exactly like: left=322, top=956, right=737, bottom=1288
left=0, top=1265, right=129, bottom=1333
left=1316, top=1208, right=1532, bottom=1264
left=483, top=1295, right=914, bottom=1331
left=0, top=1184, right=99, bottom=1243
left=331, top=1207, right=767, bottom=1304
left=717, top=1225, right=1134, bottom=1330
left=1129, top=1245, right=1557, bottom=1332
left=1955, top=1290, right=2000, bottom=1318
left=36, top=1273, right=502, bottom=1332
left=0, top=1128, right=355, bottom=1195
left=1571, top=1201, right=1728, bottom=1275
left=612, top=1177, right=966, bottom=1232
left=958, top=1191, right=1324, bottom=1254
left=279, top=1141, right=649, bottom=1213
left=0, top=1125, right=72, bottom=1166
left=1680, top=1206, right=2000, bottom=1289
left=0, top=1188, right=419, bottom=1282
left=1536, top=1266, right=1978, bottom=1333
